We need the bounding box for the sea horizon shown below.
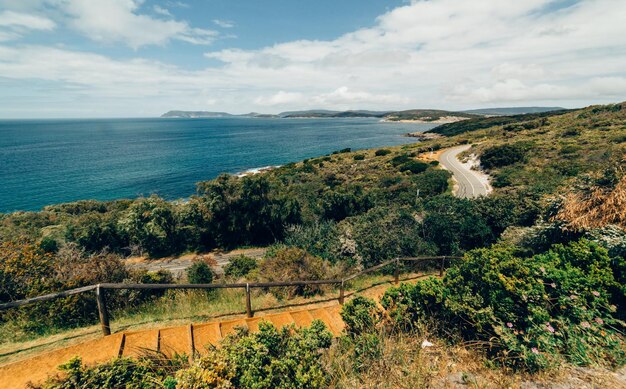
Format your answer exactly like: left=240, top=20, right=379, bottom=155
left=0, top=117, right=433, bottom=213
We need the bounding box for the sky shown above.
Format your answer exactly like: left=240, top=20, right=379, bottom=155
left=0, top=0, right=625, bottom=118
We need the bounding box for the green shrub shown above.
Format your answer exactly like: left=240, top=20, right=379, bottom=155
left=118, top=196, right=180, bottom=257
left=375, top=149, right=391, bottom=156
left=321, top=185, right=372, bottom=221
left=381, top=240, right=626, bottom=371
left=38, top=236, right=59, bottom=253
left=41, top=355, right=183, bottom=388
left=353, top=154, right=365, bottom=161
left=398, top=160, right=429, bottom=174
left=186, top=260, right=214, bottom=284
left=340, top=296, right=381, bottom=336
left=346, top=206, right=436, bottom=268
left=257, top=247, right=332, bottom=298
left=283, top=221, right=342, bottom=262
left=224, top=255, right=258, bottom=278
left=390, top=154, right=411, bottom=167
left=175, top=321, right=332, bottom=388
left=481, top=143, right=527, bottom=169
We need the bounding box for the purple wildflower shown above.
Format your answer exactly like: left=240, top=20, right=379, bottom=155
left=506, top=322, right=513, bottom=328
left=592, top=291, right=600, bottom=297
left=546, top=323, right=555, bottom=333
left=539, top=266, right=546, bottom=274
left=531, top=347, right=539, bottom=354
left=581, top=321, right=591, bottom=329
left=594, top=317, right=604, bottom=325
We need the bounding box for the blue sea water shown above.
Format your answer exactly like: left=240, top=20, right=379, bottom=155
left=0, top=117, right=435, bottom=212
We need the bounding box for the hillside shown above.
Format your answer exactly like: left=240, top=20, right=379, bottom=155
left=427, top=109, right=572, bottom=136
left=1, top=102, right=625, bottom=388
left=382, top=109, right=478, bottom=122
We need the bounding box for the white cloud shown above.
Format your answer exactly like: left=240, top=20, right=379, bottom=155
left=153, top=5, right=171, bottom=17
left=255, top=91, right=304, bottom=106
left=312, top=87, right=410, bottom=107
left=213, top=19, right=234, bottom=28
left=57, top=0, right=218, bottom=48
left=0, top=10, right=56, bottom=30
left=0, top=10, right=55, bottom=41
left=1, top=0, right=626, bottom=117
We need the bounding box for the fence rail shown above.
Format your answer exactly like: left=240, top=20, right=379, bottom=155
left=0, top=255, right=461, bottom=336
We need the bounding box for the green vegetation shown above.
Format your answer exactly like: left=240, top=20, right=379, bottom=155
left=381, top=239, right=625, bottom=371
left=224, top=254, right=258, bottom=279
left=1, top=101, right=625, bottom=386
left=383, top=109, right=477, bottom=122
left=186, top=260, right=214, bottom=284
left=428, top=110, right=569, bottom=136
left=39, top=321, right=333, bottom=389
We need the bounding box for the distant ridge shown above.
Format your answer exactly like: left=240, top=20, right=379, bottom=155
left=462, top=107, right=565, bottom=116
left=161, top=110, right=278, bottom=118
left=161, top=109, right=476, bottom=121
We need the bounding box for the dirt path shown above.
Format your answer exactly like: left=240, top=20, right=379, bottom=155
left=125, top=247, right=267, bottom=277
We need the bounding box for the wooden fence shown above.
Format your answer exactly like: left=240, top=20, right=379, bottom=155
left=0, top=256, right=461, bottom=336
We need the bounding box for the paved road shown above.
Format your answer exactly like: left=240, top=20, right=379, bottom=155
left=438, top=145, right=490, bottom=198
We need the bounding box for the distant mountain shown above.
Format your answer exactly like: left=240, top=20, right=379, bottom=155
left=165, top=108, right=557, bottom=121
left=161, top=110, right=234, bottom=118
left=383, top=109, right=478, bottom=122
left=161, top=110, right=279, bottom=118
left=278, top=109, right=341, bottom=118
left=462, top=107, right=565, bottom=116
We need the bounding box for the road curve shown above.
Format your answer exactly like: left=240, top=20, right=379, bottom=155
left=438, top=145, right=490, bottom=198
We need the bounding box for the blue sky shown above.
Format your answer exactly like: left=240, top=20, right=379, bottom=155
left=0, top=0, right=625, bottom=118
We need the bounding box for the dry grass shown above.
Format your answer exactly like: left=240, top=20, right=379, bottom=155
left=323, top=327, right=625, bottom=388
left=324, top=327, right=520, bottom=389
left=555, top=173, right=626, bottom=230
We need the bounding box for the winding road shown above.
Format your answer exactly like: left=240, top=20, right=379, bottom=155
left=438, top=145, right=491, bottom=198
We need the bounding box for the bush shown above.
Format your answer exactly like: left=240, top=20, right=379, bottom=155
left=224, top=255, right=258, bottom=278
left=0, top=242, right=129, bottom=332
left=345, top=206, right=436, bottom=268
left=340, top=296, right=381, bottom=336
left=353, top=154, right=365, bottom=161
left=381, top=240, right=626, bottom=371
left=257, top=247, right=332, bottom=298
left=481, top=143, right=527, bottom=169
left=186, top=260, right=214, bottom=284
left=176, top=321, right=332, bottom=388
left=40, top=355, right=186, bottom=389
left=283, top=221, right=342, bottom=262
left=422, top=196, right=493, bottom=255
left=398, top=161, right=429, bottom=174
left=118, top=196, right=179, bottom=257
left=390, top=154, right=411, bottom=167
left=38, top=236, right=59, bottom=253
left=320, top=186, right=372, bottom=221
left=375, top=149, right=391, bottom=156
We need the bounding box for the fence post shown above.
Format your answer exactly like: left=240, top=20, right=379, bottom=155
left=96, top=285, right=111, bottom=336
left=338, top=281, right=345, bottom=305
left=439, top=256, right=446, bottom=277
left=245, top=283, right=253, bottom=318
left=393, top=258, right=400, bottom=285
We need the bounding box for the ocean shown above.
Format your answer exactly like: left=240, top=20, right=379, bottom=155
left=0, top=117, right=435, bottom=212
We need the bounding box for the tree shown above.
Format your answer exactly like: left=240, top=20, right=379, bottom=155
left=422, top=196, right=492, bottom=255
left=118, top=196, right=179, bottom=257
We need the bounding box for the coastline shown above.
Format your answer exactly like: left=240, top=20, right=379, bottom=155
left=381, top=116, right=470, bottom=124
left=235, top=165, right=281, bottom=178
